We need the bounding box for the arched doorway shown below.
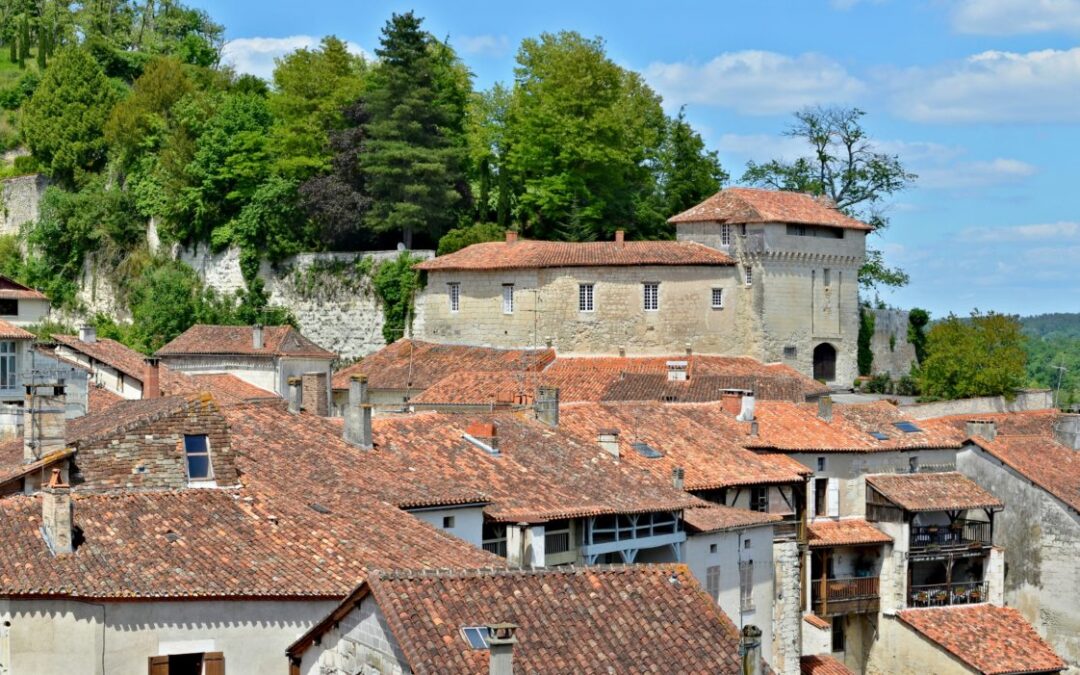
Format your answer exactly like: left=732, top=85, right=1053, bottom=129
left=813, top=343, right=837, bottom=382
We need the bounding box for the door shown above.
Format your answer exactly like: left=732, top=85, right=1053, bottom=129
left=147, top=652, right=224, bottom=675
left=813, top=343, right=837, bottom=381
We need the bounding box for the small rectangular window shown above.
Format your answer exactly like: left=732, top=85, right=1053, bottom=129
left=447, top=282, right=460, bottom=312
left=502, top=284, right=514, bottom=314
left=443, top=515, right=455, bottom=529
left=823, top=268, right=832, bottom=287
left=832, top=618, right=846, bottom=652
left=0, top=340, right=14, bottom=389
left=183, top=434, right=213, bottom=481
left=711, top=288, right=723, bottom=309
left=720, top=224, right=732, bottom=246
left=0, top=299, right=17, bottom=316
left=643, top=282, right=659, bottom=311
left=783, top=345, right=797, bottom=360
left=578, top=283, right=594, bottom=312
left=817, top=457, right=826, bottom=472
left=461, top=626, right=489, bottom=650
left=744, top=266, right=753, bottom=286
left=709, top=543, right=717, bottom=554
left=750, top=487, right=768, bottom=513
left=739, top=560, right=754, bottom=612
left=744, top=538, right=752, bottom=549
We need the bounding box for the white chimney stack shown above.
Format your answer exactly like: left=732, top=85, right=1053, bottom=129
left=78, top=324, right=96, bottom=344
left=737, top=393, right=756, bottom=422
left=24, top=383, right=66, bottom=464
left=252, top=323, right=264, bottom=350
left=597, top=429, right=620, bottom=458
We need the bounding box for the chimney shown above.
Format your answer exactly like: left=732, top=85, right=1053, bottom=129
left=252, top=323, right=264, bottom=350
left=301, top=371, right=330, bottom=417
left=536, top=387, right=559, bottom=427
left=466, top=421, right=499, bottom=452
left=1053, top=414, right=1080, bottom=450
left=597, top=429, right=620, bottom=458
left=817, top=395, right=833, bottom=422
left=505, top=230, right=518, bottom=244
left=720, top=389, right=743, bottom=416
left=42, top=469, right=73, bottom=555
left=78, top=324, right=96, bottom=344
left=667, top=361, right=689, bottom=382
left=24, top=383, right=66, bottom=464
left=142, top=357, right=160, bottom=399
left=614, top=230, right=625, bottom=247
left=487, top=623, right=518, bottom=675
left=965, top=419, right=997, bottom=442
left=344, top=375, right=372, bottom=449
left=672, top=466, right=685, bottom=490
left=737, top=392, right=756, bottom=422
left=740, top=625, right=763, bottom=675
left=749, top=420, right=759, bottom=437
left=685, top=343, right=692, bottom=357
left=287, top=377, right=302, bottom=414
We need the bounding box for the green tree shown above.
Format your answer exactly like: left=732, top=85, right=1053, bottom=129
left=652, top=107, right=727, bottom=223
left=857, top=306, right=875, bottom=377
left=907, top=307, right=930, bottom=364
left=742, top=107, right=915, bottom=289
left=268, top=36, right=366, bottom=180
left=363, top=12, right=470, bottom=248
left=918, top=311, right=1028, bottom=400
left=105, top=56, right=193, bottom=168
left=505, top=31, right=667, bottom=241
left=437, top=221, right=505, bottom=255
left=372, top=251, right=423, bottom=343
left=466, top=83, right=513, bottom=226
left=22, top=47, right=117, bottom=184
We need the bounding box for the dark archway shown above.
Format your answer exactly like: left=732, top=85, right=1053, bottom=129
left=813, top=343, right=837, bottom=382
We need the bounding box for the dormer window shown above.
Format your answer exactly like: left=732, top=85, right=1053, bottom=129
left=183, top=434, right=214, bottom=484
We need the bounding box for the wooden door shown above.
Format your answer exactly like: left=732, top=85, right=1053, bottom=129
left=204, top=652, right=225, bottom=675
left=148, top=656, right=170, bottom=675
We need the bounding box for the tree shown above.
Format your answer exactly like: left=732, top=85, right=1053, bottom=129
left=466, top=83, right=513, bottom=226
left=742, top=107, right=915, bottom=289
left=105, top=56, right=193, bottom=168
left=652, top=107, right=727, bottom=224
left=22, top=47, right=117, bottom=184
left=918, top=311, right=1028, bottom=400
left=907, top=307, right=930, bottom=364
left=505, top=31, right=667, bottom=241
left=437, top=222, right=505, bottom=255
left=362, top=12, right=470, bottom=248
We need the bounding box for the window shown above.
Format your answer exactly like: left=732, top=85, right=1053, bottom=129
left=183, top=434, right=213, bottom=482
left=447, top=282, right=460, bottom=312
left=0, top=299, right=16, bottom=316
left=744, top=538, right=752, bottom=549
left=711, top=288, right=724, bottom=309
left=502, top=284, right=514, bottom=314
left=739, top=560, right=754, bottom=612
left=831, top=618, right=846, bottom=652
left=817, top=457, right=826, bottom=472
left=783, top=345, right=797, bottom=359
left=482, top=522, right=507, bottom=557
left=823, top=268, right=832, bottom=287
left=750, top=486, right=769, bottom=513
left=709, top=543, right=718, bottom=554
left=643, top=282, right=659, bottom=311
left=893, top=421, right=923, bottom=433
left=909, top=456, right=919, bottom=473
left=744, top=265, right=753, bottom=286
left=720, top=224, right=732, bottom=246
left=706, top=565, right=722, bottom=601
left=0, top=340, right=14, bottom=389
left=814, top=478, right=828, bottom=517
left=461, top=626, right=490, bottom=650
left=148, top=652, right=224, bottom=675
left=442, top=515, right=455, bottom=529
left=578, top=283, right=594, bottom=312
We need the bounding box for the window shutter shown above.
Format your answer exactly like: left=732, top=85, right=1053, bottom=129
left=808, top=482, right=817, bottom=520
left=827, top=478, right=840, bottom=518
left=204, top=652, right=225, bottom=675
left=148, top=656, right=169, bottom=675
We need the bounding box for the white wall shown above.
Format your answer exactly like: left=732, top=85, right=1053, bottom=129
left=867, top=615, right=974, bottom=675
left=406, top=506, right=486, bottom=549
left=298, top=594, right=408, bottom=675
left=162, top=355, right=279, bottom=394
left=0, top=597, right=334, bottom=675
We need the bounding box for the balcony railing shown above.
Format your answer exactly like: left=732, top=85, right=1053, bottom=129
left=812, top=576, right=880, bottom=603
left=910, top=521, right=992, bottom=550
left=909, top=581, right=988, bottom=607
left=545, top=530, right=572, bottom=555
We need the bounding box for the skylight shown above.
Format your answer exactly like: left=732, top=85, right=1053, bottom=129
left=892, top=421, right=922, bottom=434
left=870, top=431, right=889, bottom=441
left=462, top=626, right=489, bottom=650
left=631, top=442, right=662, bottom=458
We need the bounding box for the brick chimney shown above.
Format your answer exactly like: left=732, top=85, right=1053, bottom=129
left=597, top=429, right=619, bottom=458
left=487, top=623, right=518, bottom=675
left=252, top=323, right=264, bottom=350
left=965, top=419, right=997, bottom=442
left=614, top=230, right=625, bottom=247
left=344, top=375, right=372, bottom=449
left=142, top=357, right=160, bottom=399
left=42, top=469, right=73, bottom=555
left=536, top=387, right=559, bottom=427
left=287, top=377, right=302, bottom=414
left=301, top=371, right=329, bottom=417
left=817, top=395, right=833, bottom=422
left=505, top=230, right=518, bottom=244
left=740, top=625, right=763, bottom=675
left=466, top=421, right=499, bottom=453
left=1053, top=414, right=1080, bottom=450
left=78, top=324, right=96, bottom=344
left=672, top=466, right=685, bottom=490
left=24, top=383, right=66, bottom=464
left=720, top=389, right=743, bottom=416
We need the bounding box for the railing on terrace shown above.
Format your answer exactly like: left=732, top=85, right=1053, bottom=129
left=544, top=529, right=572, bottom=555
left=812, top=576, right=880, bottom=604
left=909, top=581, right=988, bottom=607
left=910, top=520, right=992, bottom=549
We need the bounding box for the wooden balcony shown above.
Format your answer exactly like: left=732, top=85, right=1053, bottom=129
left=811, top=576, right=880, bottom=616
left=910, top=520, right=992, bottom=557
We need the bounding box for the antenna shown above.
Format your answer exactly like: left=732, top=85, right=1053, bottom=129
left=1052, top=364, right=1068, bottom=409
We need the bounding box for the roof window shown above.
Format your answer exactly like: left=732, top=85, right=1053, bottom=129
left=630, top=442, right=662, bottom=459
left=461, top=626, right=489, bottom=650
left=892, top=421, right=922, bottom=433
left=870, top=431, right=889, bottom=441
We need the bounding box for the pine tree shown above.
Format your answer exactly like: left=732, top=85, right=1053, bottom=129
left=362, top=12, right=469, bottom=248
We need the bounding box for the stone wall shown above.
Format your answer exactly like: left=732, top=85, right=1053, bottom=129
left=771, top=540, right=802, bottom=675
left=298, top=594, right=408, bottom=675
left=869, top=308, right=918, bottom=379
left=903, top=389, right=1054, bottom=419
left=0, top=174, right=47, bottom=237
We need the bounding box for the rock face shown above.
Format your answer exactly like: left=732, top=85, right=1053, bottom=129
left=0, top=174, right=48, bottom=237
left=869, top=308, right=918, bottom=379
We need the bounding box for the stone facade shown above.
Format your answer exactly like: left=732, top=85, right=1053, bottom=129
left=297, top=594, right=409, bottom=675
left=869, top=308, right=918, bottom=380
left=772, top=540, right=803, bottom=675
left=0, top=174, right=47, bottom=238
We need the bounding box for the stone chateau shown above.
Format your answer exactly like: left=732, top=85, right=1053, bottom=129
left=414, top=187, right=869, bottom=386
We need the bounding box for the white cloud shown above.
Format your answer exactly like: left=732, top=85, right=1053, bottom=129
left=952, top=0, right=1080, bottom=35
left=222, top=35, right=367, bottom=81
left=918, top=158, right=1037, bottom=189
left=455, top=34, right=510, bottom=57
left=886, top=48, right=1080, bottom=123
left=716, top=133, right=808, bottom=163
left=644, top=51, right=864, bottom=115
left=959, top=221, right=1080, bottom=243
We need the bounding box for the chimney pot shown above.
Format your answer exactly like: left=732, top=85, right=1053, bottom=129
left=614, top=230, right=625, bottom=246
left=487, top=623, right=518, bottom=675
left=685, top=343, right=692, bottom=357
left=817, top=395, right=833, bottom=423
left=965, top=419, right=997, bottom=442
left=142, top=357, right=160, bottom=399
left=618, top=346, right=626, bottom=358
left=78, top=324, right=96, bottom=344
left=42, top=469, right=72, bottom=555
left=252, top=323, right=264, bottom=350
left=750, top=420, right=759, bottom=437
left=344, top=375, right=372, bottom=448
left=597, top=429, right=620, bottom=458
left=505, top=230, right=518, bottom=244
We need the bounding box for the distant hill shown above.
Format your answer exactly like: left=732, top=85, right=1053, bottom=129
left=1020, top=313, right=1080, bottom=340
left=1020, top=313, right=1080, bottom=408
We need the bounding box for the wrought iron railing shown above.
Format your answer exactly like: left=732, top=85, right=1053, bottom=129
left=909, top=581, right=988, bottom=607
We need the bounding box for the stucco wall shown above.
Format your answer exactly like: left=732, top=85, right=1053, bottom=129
left=0, top=597, right=334, bottom=675
left=867, top=614, right=975, bottom=675
left=298, top=594, right=409, bottom=675
left=957, top=445, right=1080, bottom=670
left=869, top=309, right=918, bottom=379
left=407, top=506, right=486, bottom=550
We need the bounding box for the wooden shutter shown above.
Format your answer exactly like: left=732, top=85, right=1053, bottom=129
left=204, top=652, right=225, bottom=675
left=148, top=656, right=169, bottom=675
left=827, top=478, right=840, bottom=517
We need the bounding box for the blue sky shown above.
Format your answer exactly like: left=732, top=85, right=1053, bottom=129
left=194, top=0, right=1080, bottom=319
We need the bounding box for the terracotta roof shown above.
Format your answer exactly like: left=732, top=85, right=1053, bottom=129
left=0, top=447, right=73, bottom=489
left=0, top=275, right=47, bottom=300
left=898, top=605, right=1065, bottom=675
left=559, top=401, right=810, bottom=492
left=801, top=654, right=855, bottom=675
left=0, top=320, right=33, bottom=339
left=156, top=324, right=334, bottom=359
left=866, top=472, right=1004, bottom=513
left=683, top=504, right=781, bottom=533
left=667, top=187, right=872, bottom=230
left=414, top=239, right=734, bottom=271
left=87, top=385, right=123, bottom=414
left=53, top=334, right=148, bottom=378
left=332, top=339, right=554, bottom=391
left=804, top=614, right=831, bottom=630
left=363, top=565, right=746, bottom=675
left=186, top=373, right=277, bottom=403
left=807, top=519, right=892, bottom=548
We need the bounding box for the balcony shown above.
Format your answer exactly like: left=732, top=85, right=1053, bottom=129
left=909, top=581, right=988, bottom=607
left=811, top=576, right=880, bottom=616
left=910, top=520, right=992, bottom=556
